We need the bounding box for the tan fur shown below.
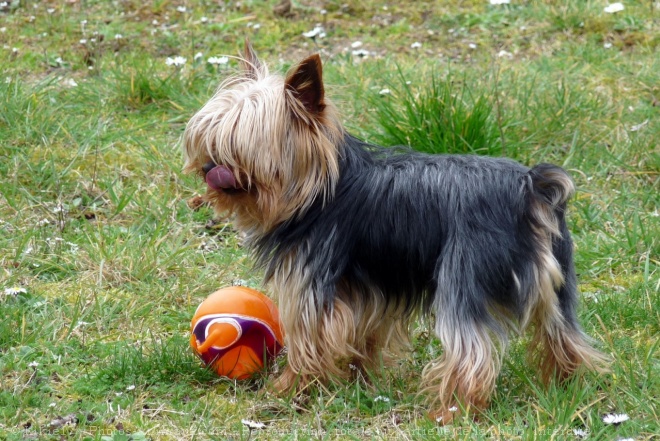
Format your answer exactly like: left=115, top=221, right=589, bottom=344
left=526, top=239, right=610, bottom=383
left=524, top=184, right=610, bottom=382
left=530, top=318, right=611, bottom=383
left=182, top=54, right=343, bottom=232
left=422, top=319, right=505, bottom=424
left=270, top=252, right=411, bottom=392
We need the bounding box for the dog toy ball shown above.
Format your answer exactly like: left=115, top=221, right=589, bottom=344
left=190, top=286, right=284, bottom=379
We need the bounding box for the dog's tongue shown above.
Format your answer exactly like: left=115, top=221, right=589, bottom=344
left=206, top=165, right=237, bottom=190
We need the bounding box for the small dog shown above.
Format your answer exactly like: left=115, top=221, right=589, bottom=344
left=182, top=43, right=608, bottom=422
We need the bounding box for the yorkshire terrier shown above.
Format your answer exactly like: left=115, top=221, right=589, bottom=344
left=182, top=43, right=608, bottom=422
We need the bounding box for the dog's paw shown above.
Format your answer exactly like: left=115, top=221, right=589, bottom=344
left=187, top=195, right=207, bottom=210
left=270, top=366, right=301, bottom=395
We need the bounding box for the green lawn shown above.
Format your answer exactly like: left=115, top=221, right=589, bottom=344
left=1, top=1, right=658, bottom=440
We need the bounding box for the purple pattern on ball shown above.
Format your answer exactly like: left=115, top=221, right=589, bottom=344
left=193, top=314, right=282, bottom=368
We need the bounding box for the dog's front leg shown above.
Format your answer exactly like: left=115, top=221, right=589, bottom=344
left=271, top=279, right=358, bottom=393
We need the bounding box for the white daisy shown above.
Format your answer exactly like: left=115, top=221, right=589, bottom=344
left=573, top=428, right=588, bottom=438
left=207, top=56, right=229, bottom=65
left=602, top=413, right=630, bottom=424
left=302, top=26, right=325, bottom=38
left=166, top=56, right=187, bottom=66
left=241, top=419, right=266, bottom=430
left=604, top=3, right=624, bottom=13
left=4, top=286, right=27, bottom=296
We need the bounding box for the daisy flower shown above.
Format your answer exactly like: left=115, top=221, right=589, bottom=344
left=241, top=419, right=266, bottom=430
left=207, top=56, right=229, bottom=65
left=4, top=286, right=27, bottom=296
left=573, top=428, right=588, bottom=438
left=302, top=26, right=325, bottom=39
left=166, top=56, right=186, bottom=67
left=604, top=3, right=624, bottom=13
left=602, top=413, right=630, bottom=425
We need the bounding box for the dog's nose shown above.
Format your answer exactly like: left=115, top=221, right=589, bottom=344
left=202, top=161, right=217, bottom=175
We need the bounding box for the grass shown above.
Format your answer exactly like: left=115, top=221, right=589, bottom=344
left=0, top=0, right=658, bottom=440
left=368, top=70, right=501, bottom=155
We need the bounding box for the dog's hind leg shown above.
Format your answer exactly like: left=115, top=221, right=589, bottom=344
left=526, top=213, right=610, bottom=382
left=524, top=164, right=610, bottom=382
left=421, top=241, right=509, bottom=424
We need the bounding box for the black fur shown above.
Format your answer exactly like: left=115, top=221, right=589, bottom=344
left=255, top=134, right=579, bottom=332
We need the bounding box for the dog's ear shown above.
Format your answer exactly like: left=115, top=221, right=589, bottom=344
left=285, top=54, right=325, bottom=115
left=240, top=39, right=263, bottom=79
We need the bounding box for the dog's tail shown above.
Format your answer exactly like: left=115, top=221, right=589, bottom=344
left=526, top=164, right=610, bottom=381
left=527, top=163, right=574, bottom=234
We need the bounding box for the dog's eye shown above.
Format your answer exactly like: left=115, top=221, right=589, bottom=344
left=202, top=161, right=217, bottom=175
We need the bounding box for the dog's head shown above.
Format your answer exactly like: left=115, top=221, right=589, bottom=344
left=182, top=42, right=343, bottom=232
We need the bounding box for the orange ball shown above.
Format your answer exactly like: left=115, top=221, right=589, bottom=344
left=190, top=286, right=284, bottom=379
